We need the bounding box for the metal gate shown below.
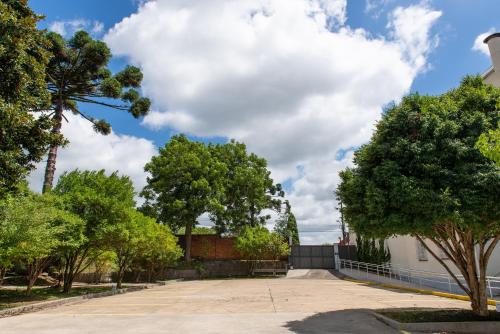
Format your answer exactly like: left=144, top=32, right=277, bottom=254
left=290, top=245, right=335, bottom=269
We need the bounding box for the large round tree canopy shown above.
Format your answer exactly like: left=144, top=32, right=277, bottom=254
left=338, top=76, right=500, bottom=239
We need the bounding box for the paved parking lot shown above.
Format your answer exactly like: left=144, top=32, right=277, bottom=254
left=0, top=271, right=472, bottom=333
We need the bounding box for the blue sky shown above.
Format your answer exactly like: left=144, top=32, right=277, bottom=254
left=31, top=0, right=496, bottom=148
left=28, top=0, right=498, bottom=243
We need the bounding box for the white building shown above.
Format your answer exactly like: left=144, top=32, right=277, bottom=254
left=483, top=32, right=500, bottom=86
left=354, top=32, right=500, bottom=276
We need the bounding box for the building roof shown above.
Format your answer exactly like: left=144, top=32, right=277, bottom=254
left=484, top=32, right=500, bottom=44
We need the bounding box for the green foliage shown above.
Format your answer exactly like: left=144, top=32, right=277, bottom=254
left=355, top=234, right=390, bottom=264
left=41, top=29, right=151, bottom=192
left=142, top=135, right=225, bottom=230
left=142, top=135, right=226, bottom=260
left=0, top=193, right=84, bottom=293
left=209, top=140, right=284, bottom=234
left=337, top=76, right=500, bottom=316
left=0, top=0, right=62, bottom=197
left=274, top=200, right=300, bottom=245
left=337, top=76, right=499, bottom=238
left=476, top=123, right=500, bottom=166
left=104, top=209, right=182, bottom=287
left=210, top=140, right=284, bottom=234
left=235, top=226, right=290, bottom=261
left=0, top=0, right=48, bottom=107
left=53, top=169, right=136, bottom=292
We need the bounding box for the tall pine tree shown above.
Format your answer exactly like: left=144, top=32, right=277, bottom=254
left=41, top=30, right=150, bottom=192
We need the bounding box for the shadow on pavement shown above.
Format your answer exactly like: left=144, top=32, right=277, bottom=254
left=283, top=309, right=399, bottom=334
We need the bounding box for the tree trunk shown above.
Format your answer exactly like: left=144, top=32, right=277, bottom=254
left=42, top=103, right=63, bottom=193
left=0, top=267, right=6, bottom=286
left=117, top=267, right=125, bottom=289
left=147, top=263, right=154, bottom=283
left=62, top=247, right=91, bottom=294
left=63, top=273, right=75, bottom=294
left=185, top=222, right=193, bottom=262
left=25, top=259, right=48, bottom=295
left=418, top=233, right=495, bottom=317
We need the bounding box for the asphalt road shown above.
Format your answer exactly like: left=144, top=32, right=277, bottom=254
left=0, top=270, right=472, bottom=333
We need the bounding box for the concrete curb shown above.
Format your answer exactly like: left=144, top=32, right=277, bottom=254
left=0, top=285, right=154, bottom=318
left=371, top=310, right=500, bottom=334
left=342, top=276, right=498, bottom=306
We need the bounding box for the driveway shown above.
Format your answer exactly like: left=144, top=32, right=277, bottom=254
left=0, top=270, right=472, bottom=333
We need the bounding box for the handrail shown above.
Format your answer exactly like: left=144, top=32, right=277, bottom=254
left=337, top=259, right=500, bottom=299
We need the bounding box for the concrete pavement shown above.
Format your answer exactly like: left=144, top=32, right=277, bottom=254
left=0, top=270, right=473, bottom=333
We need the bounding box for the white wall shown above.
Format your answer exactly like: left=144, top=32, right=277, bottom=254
left=484, top=68, right=500, bottom=87
left=386, top=235, right=500, bottom=277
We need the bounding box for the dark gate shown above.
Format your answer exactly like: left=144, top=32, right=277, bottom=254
left=290, top=245, right=335, bottom=269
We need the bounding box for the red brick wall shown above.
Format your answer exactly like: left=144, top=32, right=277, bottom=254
left=177, top=235, right=242, bottom=260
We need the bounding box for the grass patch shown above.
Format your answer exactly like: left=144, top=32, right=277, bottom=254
left=379, top=309, right=500, bottom=323
left=0, top=286, right=113, bottom=310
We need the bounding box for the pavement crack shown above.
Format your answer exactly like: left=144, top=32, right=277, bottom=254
left=268, top=287, right=277, bottom=313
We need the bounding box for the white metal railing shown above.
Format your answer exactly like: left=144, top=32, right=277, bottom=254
left=337, top=259, right=500, bottom=300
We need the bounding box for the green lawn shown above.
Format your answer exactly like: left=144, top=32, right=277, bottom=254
left=379, top=309, right=500, bottom=323
left=0, top=286, right=113, bottom=310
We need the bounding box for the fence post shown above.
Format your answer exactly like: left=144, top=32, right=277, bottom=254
left=488, top=278, right=493, bottom=299
left=448, top=276, right=452, bottom=293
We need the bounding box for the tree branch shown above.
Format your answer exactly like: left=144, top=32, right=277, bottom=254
left=416, top=235, right=471, bottom=296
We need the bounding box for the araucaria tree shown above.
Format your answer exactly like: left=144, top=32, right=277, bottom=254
left=142, top=135, right=226, bottom=261
left=41, top=30, right=150, bottom=192
left=337, top=76, right=499, bottom=316
left=0, top=0, right=62, bottom=197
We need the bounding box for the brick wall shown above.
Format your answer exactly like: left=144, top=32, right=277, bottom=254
left=177, top=234, right=242, bottom=260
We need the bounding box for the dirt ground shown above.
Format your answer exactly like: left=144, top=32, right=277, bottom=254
left=0, top=270, right=473, bottom=333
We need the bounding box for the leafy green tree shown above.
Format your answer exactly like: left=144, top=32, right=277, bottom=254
left=0, top=193, right=84, bottom=294
left=274, top=200, right=300, bottom=245
left=41, top=30, right=151, bottom=193
left=0, top=0, right=62, bottom=197
left=337, top=76, right=500, bottom=316
left=235, top=226, right=290, bottom=274
left=209, top=140, right=284, bottom=234
left=137, top=219, right=182, bottom=282
left=53, top=169, right=135, bottom=293
left=103, top=209, right=148, bottom=289
left=142, top=135, right=226, bottom=261
left=267, top=232, right=291, bottom=260
left=476, top=123, right=499, bottom=165
left=355, top=234, right=390, bottom=264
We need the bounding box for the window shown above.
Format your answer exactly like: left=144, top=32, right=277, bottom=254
left=438, top=247, right=449, bottom=260
left=416, top=240, right=428, bottom=261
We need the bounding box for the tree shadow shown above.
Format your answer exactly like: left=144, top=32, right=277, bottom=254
left=283, top=309, right=399, bottom=334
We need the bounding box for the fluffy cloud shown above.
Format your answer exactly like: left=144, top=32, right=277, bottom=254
left=48, top=19, right=104, bottom=37
left=29, top=114, right=157, bottom=196
left=104, top=0, right=441, bottom=243
left=472, top=28, right=496, bottom=56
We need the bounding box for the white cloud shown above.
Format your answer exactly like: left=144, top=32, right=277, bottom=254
left=365, top=0, right=392, bottom=19
left=387, top=2, right=442, bottom=70
left=472, top=28, right=496, bottom=56
left=48, top=19, right=105, bottom=37
left=29, top=113, right=157, bottom=198
left=104, top=0, right=441, bottom=244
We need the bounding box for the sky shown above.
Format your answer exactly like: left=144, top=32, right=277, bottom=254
left=28, top=0, right=498, bottom=244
